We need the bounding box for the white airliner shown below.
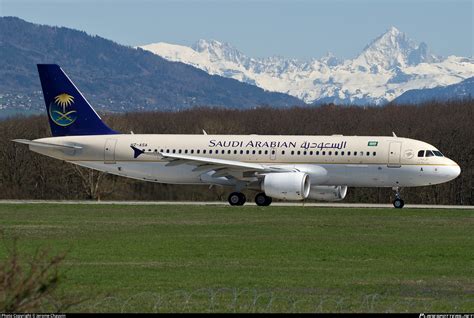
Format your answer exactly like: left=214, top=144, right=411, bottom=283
left=13, top=65, right=461, bottom=208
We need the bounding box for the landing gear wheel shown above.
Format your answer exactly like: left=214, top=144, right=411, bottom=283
left=228, top=192, right=246, bottom=206
left=255, top=193, right=272, bottom=206
left=393, top=198, right=405, bottom=209
left=392, top=187, right=405, bottom=209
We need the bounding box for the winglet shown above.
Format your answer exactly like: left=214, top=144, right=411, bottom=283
left=130, top=145, right=144, bottom=158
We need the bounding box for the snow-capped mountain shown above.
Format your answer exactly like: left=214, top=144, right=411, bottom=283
left=393, top=76, right=474, bottom=104
left=140, top=27, right=474, bottom=105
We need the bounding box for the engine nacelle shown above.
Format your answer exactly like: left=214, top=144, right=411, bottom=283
left=307, top=185, right=348, bottom=201
left=262, top=172, right=310, bottom=200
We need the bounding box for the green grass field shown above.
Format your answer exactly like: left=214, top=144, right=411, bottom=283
left=0, top=204, right=472, bottom=313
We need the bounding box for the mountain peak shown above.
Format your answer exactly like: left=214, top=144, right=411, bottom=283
left=191, top=39, right=247, bottom=64
left=387, top=26, right=401, bottom=35
left=356, top=26, right=439, bottom=69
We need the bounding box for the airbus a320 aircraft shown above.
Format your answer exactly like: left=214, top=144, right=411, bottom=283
left=14, top=65, right=461, bottom=208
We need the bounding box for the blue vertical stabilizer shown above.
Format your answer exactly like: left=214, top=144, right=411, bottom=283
left=37, top=64, right=117, bottom=136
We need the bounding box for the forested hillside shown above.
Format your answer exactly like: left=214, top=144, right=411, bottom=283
left=0, top=100, right=472, bottom=204
left=0, top=17, right=302, bottom=116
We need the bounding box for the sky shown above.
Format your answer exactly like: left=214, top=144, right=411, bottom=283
left=1, top=0, right=472, bottom=60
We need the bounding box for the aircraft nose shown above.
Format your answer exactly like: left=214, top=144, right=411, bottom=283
left=447, top=162, right=461, bottom=180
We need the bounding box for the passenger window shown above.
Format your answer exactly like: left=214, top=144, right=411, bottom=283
left=209, top=150, right=213, bottom=154
left=426, top=150, right=434, bottom=157
left=190, top=150, right=194, bottom=154
left=328, top=151, right=332, bottom=155
left=303, top=151, right=307, bottom=155
left=366, top=152, right=370, bottom=156
left=347, top=151, right=351, bottom=155
left=335, top=151, right=338, bottom=155
left=258, top=150, right=262, bottom=155
left=360, top=151, right=364, bottom=156
left=240, top=150, right=243, bottom=154
left=203, top=150, right=206, bottom=154
left=172, top=149, right=176, bottom=153
left=418, top=150, right=424, bottom=157
left=322, top=151, right=326, bottom=155
left=271, top=150, right=275, bottom=155
left=265, top=150, right=268, bottom=155
left=316, top=151, right=319, bottom=155
left=197, top=150, right=200, bottom=154
left=297, top=151, right=301, bottom=155
left=373, top=152, right=376, bottom=156
left=291, top=151, right=295, bottom=155
left=282, top=151, right=285, bottom=155
left=341, top=151, right=344, bottom=156
left=252, top=150, right=256, bottom=155
left=309, top=151, right=313, bottom=155
left=246, top=150, right=250, bottom=154
left=233, top=150, right=237, bottom=154
left=354, top=151, right=357, bottom=156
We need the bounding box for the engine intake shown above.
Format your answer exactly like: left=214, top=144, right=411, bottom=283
left=262, top=172, right=310, bottom=200
left=307, top=185, right=348, bottom=201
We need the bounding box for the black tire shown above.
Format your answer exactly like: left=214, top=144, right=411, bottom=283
left=393, top=198, right=405, bottom=208
left=237, top=193, right=246, bottom=206
left=255, top=193, right=272, bottom=206
left=228, top=192, right=241, bottom=206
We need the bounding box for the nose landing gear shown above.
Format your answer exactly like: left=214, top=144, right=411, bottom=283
left=392, top=187, right=405, bottom=208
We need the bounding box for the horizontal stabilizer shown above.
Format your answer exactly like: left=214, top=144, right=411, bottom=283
left=12, top=139, right=82, bottom=150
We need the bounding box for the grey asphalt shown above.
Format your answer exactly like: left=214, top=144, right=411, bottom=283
left=0, top=200, right=472, bottom=209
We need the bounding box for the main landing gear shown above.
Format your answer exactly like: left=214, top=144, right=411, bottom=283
left=255, top=193, right=272, bottom=206
left=227, top=192, right=273, bottom=206
left=393, top=187, right=405, bottom=209
left=228, top=192, right=246, bottom=206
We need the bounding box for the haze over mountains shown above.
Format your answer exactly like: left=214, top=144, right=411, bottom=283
left=141, top=27, right=474, bottom=105
left=0, top=17, right=472, bottom=118
left=0, top=17, right=301, bottom=117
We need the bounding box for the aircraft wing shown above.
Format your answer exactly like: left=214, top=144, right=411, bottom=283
left=159, top=152, right=293, bottom=173
left=12, top=139, right=82, bottom=150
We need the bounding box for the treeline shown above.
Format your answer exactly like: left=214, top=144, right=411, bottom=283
left=0, top=100, right=473, bottom=204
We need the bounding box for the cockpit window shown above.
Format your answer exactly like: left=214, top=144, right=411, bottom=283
left=417, top=150, right=424, bottom=157
left=433, top=150, right=444, bottom=157
left=425, top=150, right=434, bottom=157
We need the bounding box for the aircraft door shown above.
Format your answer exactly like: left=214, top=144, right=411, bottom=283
left=388, top=142, right=402, bottom=168
left=104, top=138, right=117, bottom=164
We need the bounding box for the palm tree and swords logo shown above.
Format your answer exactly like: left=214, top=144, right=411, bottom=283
left=49, top=93, right=77, bottom=126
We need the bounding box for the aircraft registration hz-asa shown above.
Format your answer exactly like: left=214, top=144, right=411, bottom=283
left=13, top=65, right=461, bottom=207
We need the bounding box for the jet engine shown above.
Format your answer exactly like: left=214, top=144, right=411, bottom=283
left=262, top=172, right=310, bottom=200
left=307, top=185, right=348, bottom=201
